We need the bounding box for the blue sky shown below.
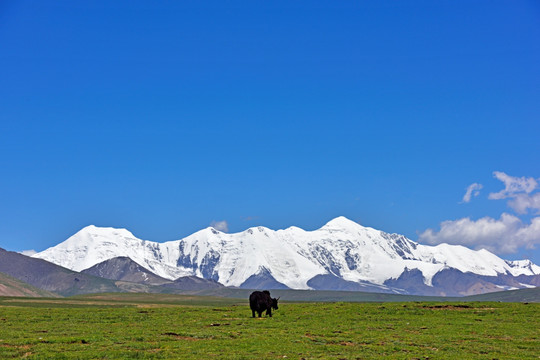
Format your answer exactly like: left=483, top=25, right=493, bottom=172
left=1, top=1, right=540, bottom=264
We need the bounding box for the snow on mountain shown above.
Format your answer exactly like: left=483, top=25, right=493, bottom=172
left=33, top=217, right=540, bottom=292
left=34, top=225, right=189, bottom=280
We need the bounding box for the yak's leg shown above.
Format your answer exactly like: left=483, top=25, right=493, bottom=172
left=267, top=308, right=272, bottom=317
left=258, top=311, right=262, bottom=317
left=252, top=309, right=255, bottom=318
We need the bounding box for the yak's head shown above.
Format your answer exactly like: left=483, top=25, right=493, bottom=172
left=272, top=297, right=280, bottom=310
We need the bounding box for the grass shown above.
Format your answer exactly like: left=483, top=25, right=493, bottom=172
left=0, top=294, right=538, bottom=359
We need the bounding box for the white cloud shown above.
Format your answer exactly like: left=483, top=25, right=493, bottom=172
left=487, top=171, right=540, bottom=214
left=210, top=220, right=229, bottom=233
left=423, top=172, right=540, bottom=255
left=507, top=193, right=540, bottom=215
left=488, top=171, right=538, bottom=200
left=461, top=183, right=483, bottom=203
left=19, top=249, right=37, bottom=256
left=419, top=213, right=540, bottom=254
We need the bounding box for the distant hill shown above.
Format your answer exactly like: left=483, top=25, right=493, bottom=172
left=81, top=257, right=171, bottom=285
left=239, top=267, right=290, bottom=290
left=162, top=286, right=540, bottom=303
left=0, top=272, right=58, bottom=297
left=0, top=249, right=244, bottom=297
left=82, top=256, right=225, bottom=291
left=462, top=287, right=540, bottom=303
left=160, top=276, right=224, bottom=291
left=0, top=248, right=120, bottom=297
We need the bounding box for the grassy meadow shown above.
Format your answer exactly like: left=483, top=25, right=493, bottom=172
left=0, top=294, right=538, bottom=359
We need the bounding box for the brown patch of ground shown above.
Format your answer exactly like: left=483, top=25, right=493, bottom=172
left=161, top=332, right=211, bottom=341
left=422, top=304, right=472, bottom=310
left=0, top=344, right=31, bottom=349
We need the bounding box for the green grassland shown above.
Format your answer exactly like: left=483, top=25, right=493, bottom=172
left=0, top=294, right=538, bottom=359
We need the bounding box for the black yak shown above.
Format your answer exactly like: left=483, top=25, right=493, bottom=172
left=249, top=290, right=279, bottom=317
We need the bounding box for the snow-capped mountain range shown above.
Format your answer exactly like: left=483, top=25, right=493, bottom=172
left=33, top=216, right=540, bottom=296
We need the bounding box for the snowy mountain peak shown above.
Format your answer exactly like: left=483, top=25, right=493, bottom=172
left=78, top=225, right=136, bottom=240
left=505, top=259, right=540, bottom=275
left=322, top=216, right=362, bottom=231
left=203, top=227, right=224, bottom=236
left=33, top=217, right=540, bottom=295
